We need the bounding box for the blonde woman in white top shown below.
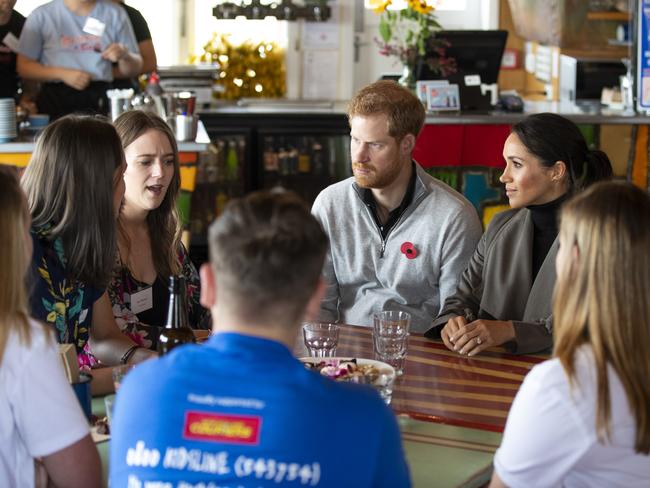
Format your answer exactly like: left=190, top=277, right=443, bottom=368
left=0, top=167, right=100, bottom=487
left=491, top=181, right=650, bottom=487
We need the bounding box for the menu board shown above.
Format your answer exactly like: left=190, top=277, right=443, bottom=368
left=638, top=0, right=650, bottom=112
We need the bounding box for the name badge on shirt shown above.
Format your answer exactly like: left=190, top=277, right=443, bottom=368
left=82, top=17, right=106, bottom=37
left=130, top=286, right=153, bottom=315
left=2, top=32, right=19, bottom=52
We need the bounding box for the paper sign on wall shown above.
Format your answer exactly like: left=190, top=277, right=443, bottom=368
left=638, top=1, right=650, bottom=112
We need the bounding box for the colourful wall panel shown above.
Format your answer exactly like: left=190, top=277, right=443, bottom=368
left=413, top=125, right=464, bottom=168
left=461, top=125, right=510, bottom=167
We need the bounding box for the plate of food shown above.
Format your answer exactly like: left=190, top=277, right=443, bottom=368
left=300, top=357, right=396, bottom=404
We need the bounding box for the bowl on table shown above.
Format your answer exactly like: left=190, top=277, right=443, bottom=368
left=300, top=357, right=396, bottom=404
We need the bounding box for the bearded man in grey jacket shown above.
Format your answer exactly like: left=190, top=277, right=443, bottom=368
left=312, top=81, right=482, bottom=333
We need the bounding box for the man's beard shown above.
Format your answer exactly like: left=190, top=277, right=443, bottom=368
left=352, top=161, right=402, bottom=189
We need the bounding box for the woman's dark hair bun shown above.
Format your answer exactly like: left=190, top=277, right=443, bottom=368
left=579, top=149, right=613, bottom=191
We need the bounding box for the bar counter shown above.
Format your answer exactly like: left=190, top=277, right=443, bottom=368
left=197, top=99, right=650, bottom=125
left=0, top=120, right=211, bottom=164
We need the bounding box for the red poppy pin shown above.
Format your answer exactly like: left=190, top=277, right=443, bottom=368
left=400, top=242, right=418, bottom=259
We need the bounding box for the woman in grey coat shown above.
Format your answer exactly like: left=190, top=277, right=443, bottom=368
left=426, top=113, right=612, bottom=355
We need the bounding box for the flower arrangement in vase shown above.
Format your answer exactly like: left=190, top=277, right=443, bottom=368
left=370, top=0, right=456, bottom=89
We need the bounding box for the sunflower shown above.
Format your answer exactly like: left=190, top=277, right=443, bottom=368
left=369, top=0, right=393, bottom=14
left=408, top=0, right=434, bottom=15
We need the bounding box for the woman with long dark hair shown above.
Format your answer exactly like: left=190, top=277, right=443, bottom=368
left=110, top=111, right=207, bottom=349
left=427, top=113, right=613, bottom=355
left=22, top=115, right=155, bottom=393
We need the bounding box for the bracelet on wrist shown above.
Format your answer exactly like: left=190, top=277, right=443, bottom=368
left=120, top=345, right=141, bottom=364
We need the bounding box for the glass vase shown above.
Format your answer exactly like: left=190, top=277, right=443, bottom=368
left=398, top=64, right=416, bottom=91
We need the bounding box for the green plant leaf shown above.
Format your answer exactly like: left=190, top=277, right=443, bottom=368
left=379, top=16, right=392, bottom=43
left=417, top=35, right=426, bottom=56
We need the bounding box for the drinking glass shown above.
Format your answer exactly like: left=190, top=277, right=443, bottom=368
left=302, top=322, right=340, bottom=357
left=112, top=364, right=134, bottom=392
left=373, top=310, right=411, bottom=375
left=104, top=394, right=116, bottom=426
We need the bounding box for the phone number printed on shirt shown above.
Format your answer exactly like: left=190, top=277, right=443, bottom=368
left=234, top=456, right=321, bottom=486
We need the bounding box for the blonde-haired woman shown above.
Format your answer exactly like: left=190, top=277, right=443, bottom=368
left=0, top=167, right=100, bottom=487
left=110, top=111, right=207, bottom=350
left=491, top=181, right=650, bottom=487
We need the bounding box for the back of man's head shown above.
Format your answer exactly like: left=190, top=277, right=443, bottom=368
left=347, top=80, right=425, bottom=141
left=208, top=191, right=328, bottom=327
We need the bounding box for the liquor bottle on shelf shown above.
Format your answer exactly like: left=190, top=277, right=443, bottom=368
left=263, top=136, right=279, bottom=173
left=237, top=138, right=246, bottom=174
left=277, top=138, right=289, bottom=177
left=287, top=143, right=299, bottom=175
left=225, top=140, right=239, bottom=181
left=205, top=145, right=219, bottom=184
left=157, top=276, right=196, bottom=355
left=312, top=138, right=325, bottom=176
left=327, top=137, right=337, bottom=179
left=215, top=140, right=226, bottom=184
left=298, top=137, right=311, bottom=173
left=215, top=189, right=229, bottom=217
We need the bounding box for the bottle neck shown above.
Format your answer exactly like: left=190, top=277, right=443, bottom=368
left=165, top=277, right=189, bottom=329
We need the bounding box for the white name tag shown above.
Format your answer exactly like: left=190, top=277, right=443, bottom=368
left=130, top=286, right=153, bottom=315
left=2, top=32, right=19, bottom=52
left=82, top=17, right=106, bottom=37
left=464, top=74, right=482, bottom=86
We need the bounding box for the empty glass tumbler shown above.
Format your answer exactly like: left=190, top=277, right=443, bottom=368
left=373, top=310, right=411, bottom=375
left=302, top=322, right=340, bottom=357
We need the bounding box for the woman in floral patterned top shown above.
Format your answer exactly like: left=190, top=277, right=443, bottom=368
left=110, top=111, right=208, bottom=350
left=22, top=115, right=156, bottom=394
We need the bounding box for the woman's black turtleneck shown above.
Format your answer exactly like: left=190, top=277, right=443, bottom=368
left=527, top=193, right=569, bottom=281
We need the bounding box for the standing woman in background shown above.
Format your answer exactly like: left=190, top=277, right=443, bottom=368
left=428, top=113, right=613, bottom=355
left=22, top=115, right=154, bottom=394
left=111, top=0, right=157, bottom=90
left=110, top=110, right=207, bottom=350
left=491, top=181, right=650, bottom=486
left=0, top=167, right=100, bottom=488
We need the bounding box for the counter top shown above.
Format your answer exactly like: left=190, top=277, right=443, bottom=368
left=197, top=99, right=650, bottom=125
left=0, top=120, right=211, bottom=154
left=198, top=99, right=348, bottom=115
left=3, top=101, right=650, bottom=157
left=423, top=101, right=650, bottom=125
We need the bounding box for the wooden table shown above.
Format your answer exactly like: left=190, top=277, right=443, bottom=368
left=94, top=326, right=547, bottom=488
left=331, top=324, right=546, bottom=432
left=317, top=324, right=548, bottom=487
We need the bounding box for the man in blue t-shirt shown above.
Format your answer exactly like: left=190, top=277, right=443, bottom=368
left=110, top=191, right=411, bottom=487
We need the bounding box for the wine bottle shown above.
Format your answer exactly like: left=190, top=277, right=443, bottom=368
left=157, top=276, right=196, bottom=354
left=225, top=140, right=239, bottom=181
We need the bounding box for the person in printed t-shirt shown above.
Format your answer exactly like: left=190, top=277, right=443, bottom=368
left=109, top=191, right=411, bottom=488
left=16, top=0, right=142, bottom=120
left=312, top=80, right=482, bottom=333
